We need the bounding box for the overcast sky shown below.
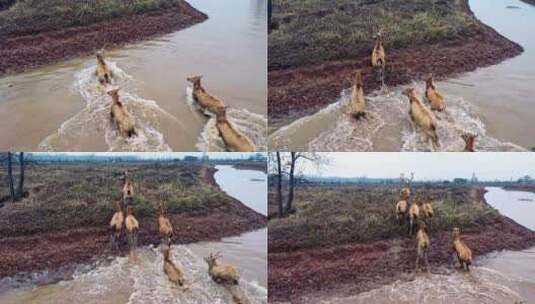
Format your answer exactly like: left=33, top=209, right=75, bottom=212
left=300, top=153, right=535, bottom=181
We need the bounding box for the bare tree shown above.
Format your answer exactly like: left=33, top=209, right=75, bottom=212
left=7, top=152, right=15, bottom=202
left=276, top=152, right=283, bottom=217
left=16, top=152, right=25, bottom=200
left=268, top=152, right=329, bottom=218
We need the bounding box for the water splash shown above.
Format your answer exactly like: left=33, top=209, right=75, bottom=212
left=186, top=87, right=267, bottom=152
left=270, top=83, right=527, bottom=152
left=0, top=245, right=266, bottom=304
left=319, top=267, right=526, bottom=304
left=38, top=62, right=173, bottom=151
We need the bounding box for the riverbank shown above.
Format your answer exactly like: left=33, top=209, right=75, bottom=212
left=0, top=0, right=207, bottom=76
left=0, top=162, right=266, bottom=281
left=267, top=185, right=535, bottom=303
left=268, top=0, right=523, bottom=126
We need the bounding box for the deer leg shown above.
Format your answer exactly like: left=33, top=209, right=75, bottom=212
left=415, top=253, right=420, bottom=272
left=424, top=250, right=430, bottom=273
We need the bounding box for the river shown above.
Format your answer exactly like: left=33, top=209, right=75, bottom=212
left=0, top=165, right=268, bottom=303
left=0, top=0, right=267, bottom=152
left=304, top=186, right=535, bottom=304
left=269, top=0, right=535, bottom=152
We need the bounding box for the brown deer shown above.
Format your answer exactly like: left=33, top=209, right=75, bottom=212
left=461, top=133, right=477, bottom=152
left=158, top=202, right=174, bottom=245
left=425, top=75, right=446, bottom=111
left=371, top=31, right=385, bottom=68
left=452, top=227, right=472, bottom=271
left=422, top=197, right=434, bottom=219
left=403, top=87, right=440, bottom=150
left=415, top=222, right=430, bottom=272
left=204, top=252, right=240, bottom=285
left=350, top=70, right=366, bottom=119
left=162, top=246, right=186, bottom=286
left=187, top=76, right=225, bottom=115
left=95, top=51, right=113, bottom=85
left=125, top=206, right=139, bottom=249
left=107, top=87, right=136, bottom=138
left=408, top=197, right=421, bottom=236
left=214, top=107, right=256, bottom=152
left=109, top=200, right=124, bottom=250
left=395, top=199, right=408, bottom=222
left=122, top=179, right=134, bottom=208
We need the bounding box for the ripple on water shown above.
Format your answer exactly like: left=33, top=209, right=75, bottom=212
left=186, top=87, right=267, bottom=152
left=38, top=62, right=174, bottom=152
left=271, top=82, right=527, bottom=152
left=0, top=245, right=267, bottom=304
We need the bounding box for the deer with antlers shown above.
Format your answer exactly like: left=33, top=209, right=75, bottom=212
left=204, top=252, right=240, bottom=285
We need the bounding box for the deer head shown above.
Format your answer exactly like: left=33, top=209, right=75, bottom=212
left=186, top=76, right=203, bottom=90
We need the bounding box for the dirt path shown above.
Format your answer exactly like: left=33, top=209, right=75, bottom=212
left=268, top=0, right=523, bottom=126
left=0, top=1, right=207, bottom=76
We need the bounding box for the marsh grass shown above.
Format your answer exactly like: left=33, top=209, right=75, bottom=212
left=0, top=163, right=234, bottom=237
left=0, top=0, right=184, bottom=37
left=269, top=0, right=476, bottom=69
left=269, top=185, right=500, bottom=252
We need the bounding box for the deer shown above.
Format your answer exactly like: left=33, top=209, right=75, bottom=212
left=162, top=246, right=186, bottom=287
left=350, top=70, right=366, bottom=119
left=95, top=50, right=113, bottom=85
left=461, top=133, right=477, bottom=152
left=422, top=197, right=434, bottom=219
left=395, top=199, right=408, bottom=222
left=403, top=87, right=440, bottom=151
left=158, top=202, right=174, bottom=245
left=415, top=222, right=431, bottom=273
left=214, top=106, right=256, bottom=152
left=452, top=227, right=472, bottom=271
left=122, top=179, right=134, bottom=208
left=186, top=76, right=225, bottom=115
left=109, top=200, right=124, bottom=250
left=204, top=252, right=240, bottom=285
left=371, top=30, right=386, bottom=85
left=125, top=206, right=139, bottom=249
left=408, top=196, right=421, bottom=236
left=425, top=75, right=446, bottom=111
left=107, top=87, right=136, bottom=138
left=371, top=30, right=386, bottom=69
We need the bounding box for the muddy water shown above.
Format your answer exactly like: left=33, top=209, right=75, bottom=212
left=214, top=165, right=267, bottom=216
left=0, top=0, right=267, bottom=151
left=485, top=186, right=535, bottom=230
left=269, top=0, right=535, bottom=152
left=0, top=167, right=267, bottom=303
left=303, top=187, right=535, bottom=304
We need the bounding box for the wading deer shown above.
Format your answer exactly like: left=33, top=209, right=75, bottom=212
left=204, top=252, right=240, bottom=285
left=107, top=87, right=136, bottom=138
left=186, top=76, right=225, bottom=114
left=415, top=222, right=430, bottom=272
left=125, top=206, right=139, bottom=249
left=350, top=70, right=366, bottom=119
left=452, top=227, right=472, bottom=271
left=109, top=200, right=124, bottom=250
left=158, top=202, right=174, bottom=245
left=214, top=107, right=256, bottom=152
left=403, top=87, right=440, bottom=150
left=461, top=133, right=477, bottom=152
left=162, top=246, right=186, bottom=286
left=425, top=75, right=446, bottom=111
left=95, top=51, right=113, bottom=85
